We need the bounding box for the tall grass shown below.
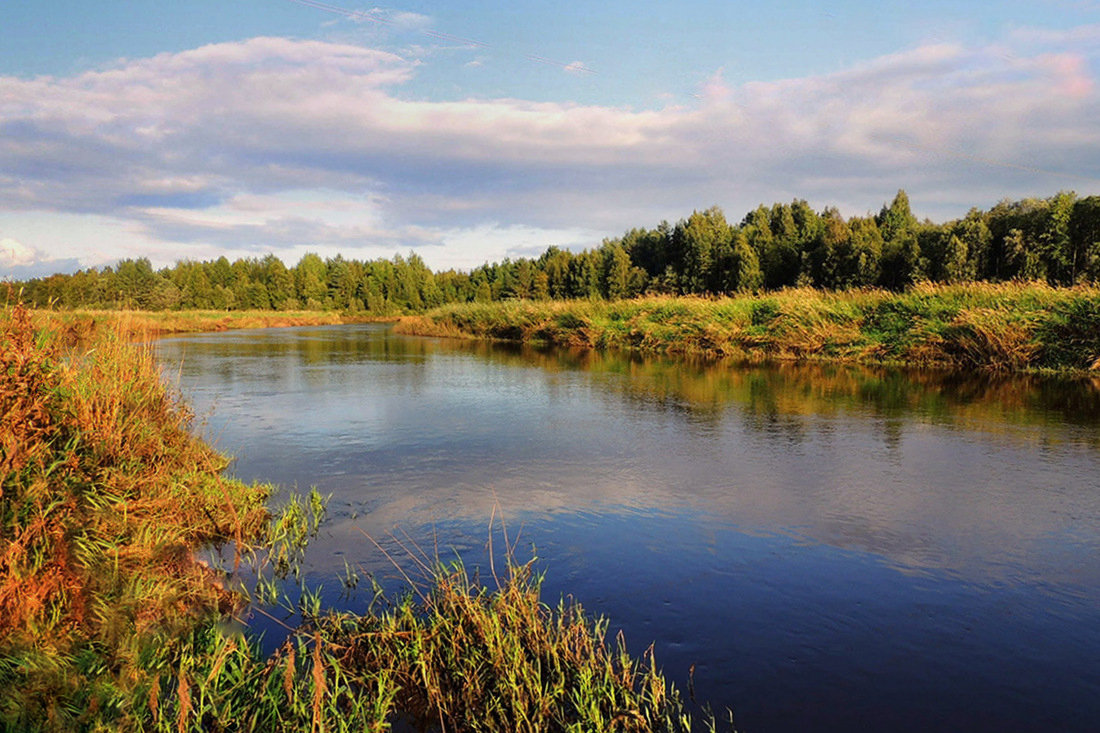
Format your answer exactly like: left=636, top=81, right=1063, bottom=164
left=28, top=308, right=384, bottom=346
left=2, top=301, right=726, bottom=731
left=125, top=556, right=725, bottom=733
left=394, top=282, right=1100, bottom=372
left=1, top=301, right=273, bottom=726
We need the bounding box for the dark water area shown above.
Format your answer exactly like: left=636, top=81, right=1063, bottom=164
left=155, top=324, right=1100, bottom=733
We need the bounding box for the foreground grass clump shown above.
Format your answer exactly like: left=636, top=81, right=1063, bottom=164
left=2, top=302, right=723, bottom=731
left=132, top=559, right=722, bottom=732
left=394, top=282, right=1100, bottom=372
left=0, top=301, right=274, bottom=726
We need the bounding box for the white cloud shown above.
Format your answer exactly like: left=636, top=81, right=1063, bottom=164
left=1, top=238, right=37, bottom=267
left=429, top=223, right=604, bottom=271
left=381, top=9, right=432, bottom=30
left=0, top=233, right=82, bottom=280
left=0, top=29, right=1097, bottom=273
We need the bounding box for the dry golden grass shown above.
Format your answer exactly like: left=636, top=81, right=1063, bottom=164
left=28, top=308, right=386, bottom=346
left=1, top=302, right=271, bottom=725
left=395, top=282, right=1100, bottom=372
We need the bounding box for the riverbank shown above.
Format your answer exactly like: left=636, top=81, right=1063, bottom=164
left=1, top=302, right=275, bottom=727
left=394, top=282, right=1100, bottom=373
left=25, top=308, right=389, bottom=344
left=1, top=303, right=720, bottom=732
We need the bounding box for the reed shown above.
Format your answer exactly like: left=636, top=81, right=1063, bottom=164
left=394, top=282, right=1100, bottom=372
left=122, top=557, right=726, bottom=732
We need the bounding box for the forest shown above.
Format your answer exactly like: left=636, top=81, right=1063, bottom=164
left=14, top=190, right=1100, bottom=313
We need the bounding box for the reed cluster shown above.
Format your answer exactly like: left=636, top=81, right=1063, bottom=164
left=126, top=559, right=722, bottom=733
left=394, top=282, right=1100, bottom=372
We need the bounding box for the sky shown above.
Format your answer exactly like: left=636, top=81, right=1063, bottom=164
left=1, top=0, right=1099, bottom=278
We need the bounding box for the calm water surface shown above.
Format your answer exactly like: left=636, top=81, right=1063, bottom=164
left=156, top=324, right=1100, bottom=732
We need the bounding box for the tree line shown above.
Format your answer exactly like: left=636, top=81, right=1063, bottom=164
left=14, top=190, right=1100, bottom=312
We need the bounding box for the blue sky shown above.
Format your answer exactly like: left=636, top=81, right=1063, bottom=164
left=2, top=0, right=1099, bottom=277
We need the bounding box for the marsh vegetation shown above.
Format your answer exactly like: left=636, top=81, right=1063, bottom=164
left=395, top=282, right=1100, bottom=372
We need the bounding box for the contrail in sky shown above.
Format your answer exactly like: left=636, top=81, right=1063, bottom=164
left=286, top=0, right=597, bottom=74
left=891, top=139, right=1100, bottom=185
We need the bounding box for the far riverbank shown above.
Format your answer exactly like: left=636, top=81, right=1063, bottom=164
left=394, top=282, right=1100, bottom=373
left=27, top=308, right=390, bottom=343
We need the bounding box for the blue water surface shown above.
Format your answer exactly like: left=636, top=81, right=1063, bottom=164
left=157, top=324, right=1100, bottom=733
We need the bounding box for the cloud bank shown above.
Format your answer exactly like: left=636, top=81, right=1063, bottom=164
left=0, top=29, right=1097, bottom=274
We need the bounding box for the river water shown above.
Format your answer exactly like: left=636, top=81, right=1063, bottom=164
left=156, top=323, right=1100, bottom=732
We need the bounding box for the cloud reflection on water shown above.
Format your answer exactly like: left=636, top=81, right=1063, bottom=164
left=157, top=324, right=1100, bottom=588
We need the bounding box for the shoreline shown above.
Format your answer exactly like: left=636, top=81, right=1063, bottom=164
left=393, top=282, right=1100, bottom=374
left=28, top=308, right=394, bottom=343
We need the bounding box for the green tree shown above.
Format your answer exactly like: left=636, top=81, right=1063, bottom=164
left=678, top=206, right=731, bottom=294
left=326, top=256, right=355, bottom=310
left=208, top=256, right=233, bottom=288
left=1005, top=228, right=1045, bottom=280
left=877, top=190, right=922, bottom=289
left=1041, top=191, right=1076, bottom=284
left=954, top=209, right=992, bottom=280
left=537, top=246, right=573, bottom=299
left=759, top=203, right=802, bottom=288
left=742, top=206, right=776, bottom=288
left=568, top=252, right=602, bottom=299
left=848, top=217, right=883, bottom=286
left=294, top=253, right=328, bottom=309
left=533, top=270, right=550, bottom=300
left=807, top=207, right=851, bottom=288
left=1070, top=196, right=1100, bottom=282
left=176, top=262, right=214, bottom=308
left=942, top=235, right=969, bottom=283
left=511, top=259, right=536, bottom=299
left=601, top=242, right=633, bottom=299
left=731, top=231, right=763, bottom=292
left=789, top=199, right=824, bottom=286
left=114, top=258, right=158, bottom=308
left=618, top=227, right=666, bottom=289
left=261, top=254, right=296, bottom=309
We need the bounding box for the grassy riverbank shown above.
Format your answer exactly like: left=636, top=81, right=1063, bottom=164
left=1, top=303, right=721, bottom=731
left=394, top=282, right=1100, bottom=373
left=26, top=308, right=386, bottom=344
left=1, top=302, right=275, bottom=726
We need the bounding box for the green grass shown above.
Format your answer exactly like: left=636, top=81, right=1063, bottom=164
left=1, top=302, right=725, bottom=732
left=122, top=557, right=725, bottom=733
left=394, top=282, right=1100, bottom=372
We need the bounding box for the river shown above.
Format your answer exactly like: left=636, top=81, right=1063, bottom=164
left=155, top=323, right=1100, bottom=732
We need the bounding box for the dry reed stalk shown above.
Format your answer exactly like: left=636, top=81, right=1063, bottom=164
left=176, top=667, right=191, bottom=733
left=284, top=643, right=297, bottom=701
left=312, top=631, right=326, bottom=733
